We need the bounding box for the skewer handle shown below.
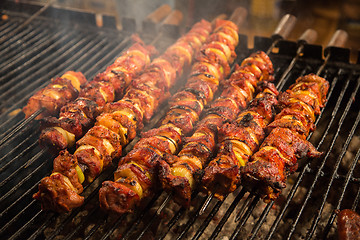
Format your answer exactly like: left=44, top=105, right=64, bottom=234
left=161, top=10, right=183, bottom=26
left=146, top=4, right=172, bottom=23
left=298, top=29, right=318, bottom=45
left=272, top=14, right=297, bottom=40
left=214, top=13, right=228, bottom=21
left=229, top=7, right=247, bottom=28
left=327, top=29, right=348, bottom=48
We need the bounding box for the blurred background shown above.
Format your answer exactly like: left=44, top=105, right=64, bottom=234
left=2, top=0, right=360, bottom=61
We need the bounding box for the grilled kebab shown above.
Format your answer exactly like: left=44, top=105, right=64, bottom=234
left=99, top=19, right=240, bottom=214
left=201, top=81, right=278, bottom=200
left=33, top=19, right=212, bottom=213
left=39, top=35, right=156, bottom=152
left=22, top=71, right=87, bottom=119
left=241, top=74, right=329, bottom=202
left=158, top=51, right=275, bottom=207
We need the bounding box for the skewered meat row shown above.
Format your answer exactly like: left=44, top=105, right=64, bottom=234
left=241, top=74, right=329, bottom=202
left=157, top=51, right=275, bottom=207
left=39, top=35, right=156, bottom=152
left=98, top=19, right=239, bottom=214
left=201, top=82, right=278, bottom=200
left=33, top=19, right=212, bottom=213
left=22, top=71, right=87, bottom=119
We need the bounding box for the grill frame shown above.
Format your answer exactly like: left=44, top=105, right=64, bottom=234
left=1, top=5, right=360, bottom=240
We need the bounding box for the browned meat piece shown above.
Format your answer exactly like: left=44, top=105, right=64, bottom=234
left=337, top=209, right=360, bottom=240
left=33, top=173, right=84, bottom=213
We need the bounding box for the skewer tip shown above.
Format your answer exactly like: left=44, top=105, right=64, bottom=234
left=156, top=192, right=173, bottom=216
left=199, top=192, right=215, bottom=215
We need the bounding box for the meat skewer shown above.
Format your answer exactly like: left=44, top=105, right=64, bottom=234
left=39, top=35, right=157, bottom=152
left=241, top=73, right=329, bottom=202
left=201, top=82, right=279, bottom=200
left=255, top=30, right=349, bottom=240
left=33, top=19, right=212, bottom=213
left=195, top=14, right=299, bottom=216
left=99, top=15, right=242, bottom=214
left=201, top=28, right=318, bottom=201
left=158, top=52, right=276, bottom=207
left=22, top=70, right=87, bottom=119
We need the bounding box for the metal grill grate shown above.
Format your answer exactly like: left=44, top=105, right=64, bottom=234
left=1, top=6, right=360, bottom=240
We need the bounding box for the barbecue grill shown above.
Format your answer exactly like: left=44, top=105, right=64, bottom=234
left=1, top=1, right=360, bottom=240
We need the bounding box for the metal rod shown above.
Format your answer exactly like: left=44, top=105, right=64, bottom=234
left=119, top=193, right=161, bottom=240
left=0, top=109, right=42, bottom=146
left=230, top=195, right=260, bottom=240
left=121, top=194, right=160, bottom=240
left=175, top=195, right=211, bottom=240
left=235, top=193, right=255, bottom=222
left=208, top=188, right=247, bottom=240
left=156, top=192, right=173, bottom=216
left=276, top=29, right=318, bottom=90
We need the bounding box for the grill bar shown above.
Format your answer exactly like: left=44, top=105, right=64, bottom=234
left=0, top=25, right=47, bottom=60
left=192, top=195, right=227, bottom=240
left=322, top=137, right=360, bottom=238
left=0, top=110, right=40, bottom=145
left=0, top=24, right=62, bottom=76
left=235, top=193, right=256, bottom=223
left=0, top=134, right=38, bottom=174
left=230, top=195, right=260, bottom=240
left=209, top=188, right=247, bottom=240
